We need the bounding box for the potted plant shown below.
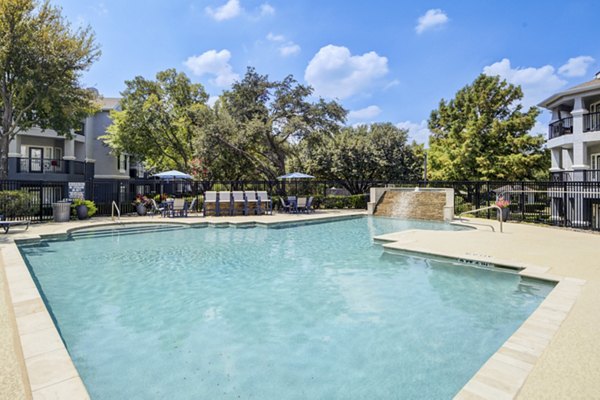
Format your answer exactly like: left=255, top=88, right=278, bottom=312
left=495, top=196, right=511, bottom=222
left=71, top=199, right=97, bottom=220
left=132, top=194, right=152, bottom=216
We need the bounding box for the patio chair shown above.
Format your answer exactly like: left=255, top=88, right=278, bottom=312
left=257, top=191, right=272, bottom=215
left=0, top=215, right=30, bottom=234
left=296, top=197, right=307, bottom=213
left=187, top=198, right=198, bottom=216
left=231, top=191, right=247, bottom=216
left=172, top=198, right=186, bottom=217
left=279, top=197, right=291, bottom=213
left=203, top=191, right=219, bottom=216
left=218, top=191, right=232, bottom=216
left=287, top=196, right=298, bottom=213
left=150, top=199, right=166, bottom=217
left=245, top=191, right=259, bottom=215
left=304, top=196, right=314, bottom=213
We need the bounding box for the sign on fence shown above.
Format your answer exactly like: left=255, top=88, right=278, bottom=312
left=68, top=182, right=85, bottom=199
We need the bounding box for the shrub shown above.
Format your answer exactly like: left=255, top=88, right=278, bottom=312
left=0, top=190, right=37, bottom=218
left=317, top=194, right=368, bottom=209
left=71, top=199, right=97, bottom=217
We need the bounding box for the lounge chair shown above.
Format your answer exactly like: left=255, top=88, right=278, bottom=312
left=231, top=191, right=247, bottom=216
left=0, top=215, right=30, bottom=234
left=218, top=191, right=232, bottom=216
left=203, top=191, right=219, bottom=216
left=245, top=191, right=259, bottom=215
left=257, top=191, right=272, bottom=215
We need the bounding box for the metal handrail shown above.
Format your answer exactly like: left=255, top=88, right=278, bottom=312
left=457, top=205, right=503, bottom=233
left=111, top=201, right=121, bottom=222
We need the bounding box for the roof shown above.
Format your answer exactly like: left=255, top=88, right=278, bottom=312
left=538, top=77, right=600, bottom=109
left=98, top=97, right=121, bottom=111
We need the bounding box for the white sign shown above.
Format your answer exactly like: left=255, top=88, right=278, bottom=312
left=68, top=182, right=85, bottom=199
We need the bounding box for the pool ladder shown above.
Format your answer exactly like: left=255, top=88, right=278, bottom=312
left=111, top=201, right=121, bottom=223
left=457, top=205, right=503, bottom=233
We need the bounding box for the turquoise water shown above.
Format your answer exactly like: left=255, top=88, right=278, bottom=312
left=20, top=217, right=552, bottom=399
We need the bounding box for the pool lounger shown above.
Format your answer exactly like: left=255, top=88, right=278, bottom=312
left=0, top=218, right=30, bottom=234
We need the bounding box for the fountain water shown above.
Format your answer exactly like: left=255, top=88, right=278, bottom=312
left=368, top=187, right=454, bottom=221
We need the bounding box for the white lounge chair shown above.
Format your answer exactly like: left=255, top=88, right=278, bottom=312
left=231, top=191, right=247, bottom=215
left=218, top=191, right=232, bottom=216
left=257, top=191, right=272, bottom=215
left=245, top=191, right=259, bottom=215
left=203, top=191, right=219, bottom=216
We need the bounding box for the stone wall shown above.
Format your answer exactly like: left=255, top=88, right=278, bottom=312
left=371, top=188, right=453, bottom=221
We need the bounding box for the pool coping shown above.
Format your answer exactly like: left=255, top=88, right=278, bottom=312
left=0, top=213, right=584, bottom=399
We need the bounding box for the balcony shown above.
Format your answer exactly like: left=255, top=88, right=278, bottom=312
left=548, top=117, right=573, bottom=140
left=551, top=169, right=600, bottom=182
left=14, top=158, right=85, bottom=176
left=583, top=112, right=600, bottom=133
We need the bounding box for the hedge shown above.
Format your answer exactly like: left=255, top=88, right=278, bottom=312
left=0, top=190, right=37, bottom=218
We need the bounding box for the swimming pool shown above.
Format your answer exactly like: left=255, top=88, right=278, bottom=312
left=19, top=217, right=553, bottom=399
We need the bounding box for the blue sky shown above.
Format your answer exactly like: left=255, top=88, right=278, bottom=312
left=56, top=0, right=600, bottom=144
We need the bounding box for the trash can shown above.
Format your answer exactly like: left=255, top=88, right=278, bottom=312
left=52, top=201, right=72, bottom=222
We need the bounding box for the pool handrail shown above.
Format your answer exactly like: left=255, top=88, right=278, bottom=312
left=111, top=201, right=121, bottom=222
left=457, top=205, right=503, bottom=233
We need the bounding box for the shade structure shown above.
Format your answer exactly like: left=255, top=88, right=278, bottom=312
left=277, top=172, right=315, bottom=179
left=152, top=170, right=192, bottom=180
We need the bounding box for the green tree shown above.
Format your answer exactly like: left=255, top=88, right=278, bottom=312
left=197, top=68, right=346, bottom=180
left=301, top=123, right=423, bottom=194
left=427, top=74, right=547, bottom=181
left=102, top=69, right=211, bottom=172
left=0, top=0, right=100, bottom=178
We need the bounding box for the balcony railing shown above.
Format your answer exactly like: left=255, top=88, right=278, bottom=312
left=14, top=158, right=85, bottom=175
left=551, top=169, right=600, bottom=182
left=548, top=117, right=573, bottom=139
left=583, top=112, right=600, bottom=133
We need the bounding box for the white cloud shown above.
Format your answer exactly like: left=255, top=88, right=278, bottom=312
left=348, top=105, right=382, bottom=120
left=205, top=0, right=241, bottom=21
left=305, top=45, right=388, bottom=99
left=416, top=9, right=448, bottom=34
left=91, top=2, right=108, bottom=16
left=483, top=58, right=567, bottom=108
left=279, top=44, right=301, bottom=57
left=396, top=120, right=431, bottom=145
left=266, top=32, right=285, bottom=42
left=184, top=49, right=239, bottom=87
left=558, top=56, right=595, bottom=78
left=259, top=3, right=275, bottom=16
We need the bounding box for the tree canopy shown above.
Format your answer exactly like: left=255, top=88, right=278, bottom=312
left=0, top=0, right=100, bottom=178
left=298, top=123, right=424, bottom=194
left=427, top=74, right=547, bottom=181
left=195, top=67, right=347, bottom=180
left=102, top=69, right=211, bottom=172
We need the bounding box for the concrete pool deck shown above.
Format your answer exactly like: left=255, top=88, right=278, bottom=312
left=0, top=212, right=598, bottom=399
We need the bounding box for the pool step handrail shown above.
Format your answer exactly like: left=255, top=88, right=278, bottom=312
left=457, top=205, right=503, bottom=233
left=111, top=201, right=121, bottom=222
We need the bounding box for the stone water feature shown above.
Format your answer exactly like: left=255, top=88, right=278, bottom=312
left=368, top=187, right=454, bottom=221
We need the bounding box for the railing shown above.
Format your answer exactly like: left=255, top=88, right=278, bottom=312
left=14, top=158, right=85, bottom=175
left=551, top=171, right=573, bottom=182
left=548, top=117, right=573, bottom=139
left=583, top=169, right=600, bottom=182
left=457, top=205, right=503, bottom=232
left=583, top=112, right=600, bottom=132
left=111, top=201, right=121, bottom=222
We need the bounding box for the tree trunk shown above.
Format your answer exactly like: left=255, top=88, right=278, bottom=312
left=0, top=134, right=9, bottom=180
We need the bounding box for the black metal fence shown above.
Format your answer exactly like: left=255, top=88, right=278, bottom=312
left=2, top=178, right=600, bottom=231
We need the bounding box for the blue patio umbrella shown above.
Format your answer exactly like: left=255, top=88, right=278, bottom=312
left=152, top=170, right=193, bottom=180
left=277, top=172, right=315, bottom=179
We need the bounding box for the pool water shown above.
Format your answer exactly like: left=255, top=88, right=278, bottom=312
left=19, top=217, right=553, bottom=399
